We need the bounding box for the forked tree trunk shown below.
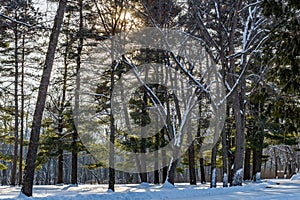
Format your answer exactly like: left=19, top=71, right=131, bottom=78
left=166, top=146, right=180, bottom=185
left=21, top=0, right=67, bottom=196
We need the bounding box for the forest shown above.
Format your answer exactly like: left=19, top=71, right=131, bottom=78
left=0, top=0, right=299, bottom=197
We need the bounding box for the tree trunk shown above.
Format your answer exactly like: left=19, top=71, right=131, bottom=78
left=71, top=0, right=84, bottom=185
left=165, top=92, right=182, bottom=185
left=139, top=92, right=148, bottom=183
left=57, top=149, right=64, bottom=184
left=227, top=0, right=244, bottom=187
left=199, top=157, right=206, bottom=184
left=11, top=19, right=19, bottom=187
left=197, top=102, right=206, bottom=184
left=231, top=87, right=245, bottom=186
left=222, top=129, right=228, bottom=187
left=161, top=129, right=168, bottom=183
left=252, top=101, right=264, bottom=182
left=210, top=143, right=217, bottom=188
left=108, top=55, right=115, bottom=192
left=244, top=145, right=251, bottom=181
left=18, top=33, right=25, bottom=186
left=274, top=149, right=278, bottom=178
left=188, top=141, right=196, bottom=185
left=166, top=146, right=180, bottom=185
left=154, top=132, right=159, bottom=184
left=21, top=0, right=67, bottom=196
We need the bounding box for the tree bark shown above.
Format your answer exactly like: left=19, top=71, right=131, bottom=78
left=244, top=142, right=251, bottom=181
left=210, top=143, right=217, bottom=188
left=188, top=141, right=196, bottom=185
left=231, top=86, right=245, bottom=186
left=252, top=100, right=264, bottom=182
left=57, top=149, right=64, bottom=184
left=108, top=53, right=116, bottom=192
left=161, top=129, right=168, bottom=183
left=228, top=0, right=245, bottom=186
left=199, top=157, right=206, bottom=184
left=139, top=91, right=148, bottom=183
left=71, top=0, right=84, bottom=185
left=197, top=102, right=206, bottom=184
left=154, top=132, right=160, bottom=184
left=222, top=129, right=228, bottom=187
left=18, top=33, right=25, bottom=186
left=11, top=19, right=19, bottom=186
left=21, top=0, right=67, bottom=196
left=166, top=146, right=180, bottom=185
left=165, top=92, right=181, bottom=185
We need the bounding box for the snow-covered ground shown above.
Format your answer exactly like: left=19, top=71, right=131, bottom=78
left=1, top=174, right=300, bottom=200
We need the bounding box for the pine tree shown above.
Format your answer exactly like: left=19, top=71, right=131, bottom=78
left=21, top=0, right=67, bottom=196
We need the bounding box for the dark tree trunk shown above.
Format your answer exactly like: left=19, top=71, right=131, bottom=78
left=231, top=85, right=245, bottom=186
left=210, top=143, right=217, bottom=188
left=71, top=0, right=84, bottom=185
left=166, top=146, right=180, bottom=185
left=252, top=101, right=264, bottom=182
left=244, top=144, right=251, bottom=181
left=222, top=129, right=228, bottom=187
left=57, top=149, right=64, bottom=184
left=161, top=129, right=168, bottom=183
left=227, top=0, right=244, bottom=187
left=197, top=102, right=206, bottom=184
left=199, top=157, right=206, bottom=184
left=108, top=57, right=115, bottom=192
left=274, top=149, right=278, bottom=178
left=19, top=34, right=25, bottom=186
left=139, top=92, right=148, bottom=183
left=154, top=133, right=159, bottom=184
left=57, top=110, right=64, bottom=185
left=21, top=0, right=67, bottom=196
left=227, top=111, right=234, bottom=186
left=253, top=143, right=263, bottom=181
left=188, top=142, right=196, bottom=185
left=11, top=19, right=19, bottom=187
left=165, top=93, right=181, bottom=185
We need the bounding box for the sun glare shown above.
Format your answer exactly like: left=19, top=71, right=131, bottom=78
left=120, top=11, right=132, bottom=21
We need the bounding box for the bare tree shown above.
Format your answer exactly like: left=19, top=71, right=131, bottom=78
left=183, top=0, right=269, bottom=186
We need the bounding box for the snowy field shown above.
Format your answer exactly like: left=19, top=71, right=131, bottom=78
left=1, top=174, right=300, bottom=200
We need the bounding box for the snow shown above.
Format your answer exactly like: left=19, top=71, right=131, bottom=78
left=255, top=172, right=262, bottom=183
left=161, top=181, right=175, bottom=189
left=232, top=168, right=243, bottom=186
left=1, top=179, right=300, bottom=200
left=291, top=173, right=300, bottom=181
